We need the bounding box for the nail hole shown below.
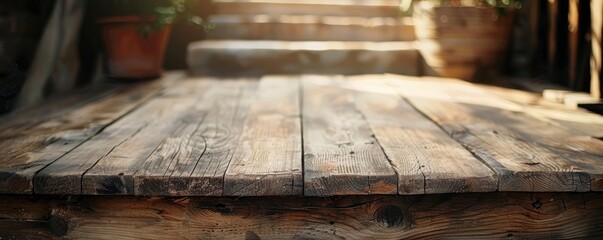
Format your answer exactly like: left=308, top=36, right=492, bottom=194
left=532, top=200, right=542, bottom=210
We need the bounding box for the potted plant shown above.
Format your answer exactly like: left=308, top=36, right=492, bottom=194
left=89, top=0, right=211, bottom=79
left=411, top=0, right=520, bottom=81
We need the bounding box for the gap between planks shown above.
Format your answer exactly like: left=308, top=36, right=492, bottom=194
left=7, top=73, right=603, bottom=196
left=302, top=75, right=398, bottom=196
left=0, top=72, right=184, bottom=194
left=223, top=76, right=303, bottom=196
left=385, top=74, right=603, bottom=192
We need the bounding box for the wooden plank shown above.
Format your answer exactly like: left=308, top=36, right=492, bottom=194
left=543, top=89, right=573, bottom=103
left=592, top=0, right=603, bottom=99
left=387, top=75, right=598, bottom=192
left=347, top=75, right=497, bottom=194
left=0, top=73, right=179, bottom=194
left=483, top=83, right=603, bottom=137
left=133, top=79, right=257, bottom=196
left=569, top=0, right=580, bottom=88
left=0, top=83, right=117, bottom=128
left=542, top=89, right=601, bottom=109
left=563, top=92, right=602, bottom=108
left=35, top=97, right=197, bottom=194
left=430, top=77, right=603, bottom=190
left=164, top=80, right=257, bottom=196
left=213, top=0, right=402, bottom=17
left=0, top=220, right=55, bottom=239
left=302, top=75, right=397, bottom=196
left=81, top=80, right=256, bottom=195
left=2, top=193, right=603, bottom=238
left=223, top=76, right=302, bottom=196
left=442, top=81, right=603, bottom=191
left=131, top=79, right=216, bottom=196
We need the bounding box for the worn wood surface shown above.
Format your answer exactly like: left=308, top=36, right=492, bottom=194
left=223, top=76, right=302, bottom=196
left=302, top=75, right=397, bottom=196
left=482, top=82, right=603, bottom=136
left=387, top=75, right=603, bottom=192
left=180, top=80, right=258, bottom=196
left=348, top=75, right=497, bottom=194
left=446, top=79, right=603, bottom=190
left=132, top=79, right=216, bottom=196
left=2, top=74, right=603, bottom=196
left=0, top=72, right=183, bottom=194
left=35, top=80, right=203, bottom=195
left=1, top=193, right=603, bottom=239
left=105, top=79, right=255, bottom=196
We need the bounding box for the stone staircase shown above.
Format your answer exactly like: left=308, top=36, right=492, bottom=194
left=187, top=0, right=419, bottom=76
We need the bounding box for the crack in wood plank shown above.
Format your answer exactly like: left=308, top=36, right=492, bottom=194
left=8, top=73, right=182, bottom=194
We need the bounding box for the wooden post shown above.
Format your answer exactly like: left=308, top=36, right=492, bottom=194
left=568, top=0, right=579, bottom=89
left=548, top=0, right=558, bottom=80
left=591, top=0, right=603, bottom=99
left=548, top=0, right=569, bottom=85
left=17, top=0, right=83, bottom=109
left=528, top=0, right=540, bottom=75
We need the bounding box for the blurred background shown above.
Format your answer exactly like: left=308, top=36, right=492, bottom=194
left=0, top=0, right=599, bottom=114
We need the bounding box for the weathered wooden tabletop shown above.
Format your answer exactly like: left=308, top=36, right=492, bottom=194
left=2, top=72, right=603, bottom=196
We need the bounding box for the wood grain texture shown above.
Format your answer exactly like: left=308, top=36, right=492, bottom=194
left=387, top=75, right=599, bottom=192
left=0, top=73, right=181, bottom=194
left=347, top=75, right=497, bottom=194
left=223, top=76, right=302, bottom=196
left=133, top=79, right=257, bottom=196
left=302, top=75, right=397, bottom=196
left=482, top=83, right=603, bottom=136
left=430, top=79, right=603, bottom=191
left=80, top=99, right=203, bottom=195
left=4, top=73, right=603, bottom=196
left=35, top=91, right=200, bottom=195
left=168, top=80, right=257, bottom=196
left=131, top=79, right=216, bottom=196
left=82, top=80, right=256, bottom=196
left=2, top=193, right=603, bottom=239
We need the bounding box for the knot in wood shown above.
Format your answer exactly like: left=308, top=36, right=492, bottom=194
left=373, top=205, right=405, bottom=228
left=215, top=203, right=232, bottom=214
left=48, top=215, right=68, bottom=236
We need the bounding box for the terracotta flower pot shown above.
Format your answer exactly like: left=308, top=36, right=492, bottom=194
left=98, top=16, right=172, bottom=79
left=414, top=2, right=515, bottom=81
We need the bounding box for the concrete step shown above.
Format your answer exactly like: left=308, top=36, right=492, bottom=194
left=207, top=15, right=415, bottom=41
left=213, top=0, right=402, bottom=17
left=187, top=40, right=419, bottom=76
